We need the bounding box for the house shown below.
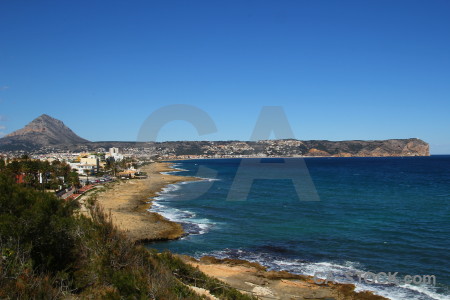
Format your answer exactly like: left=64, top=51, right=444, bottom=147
left=69, top=162, right=96, bottom=175
left=77, top=164, right=96, bottom=175
left=79, top=155, right=101, bottom=173
left=80, top=155, right=98, bottom=165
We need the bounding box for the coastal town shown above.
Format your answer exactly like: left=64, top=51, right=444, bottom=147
left=0, top=138, right=430, bottom=161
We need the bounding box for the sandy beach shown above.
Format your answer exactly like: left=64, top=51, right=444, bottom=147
left=90, top=162, right=198, bottom=243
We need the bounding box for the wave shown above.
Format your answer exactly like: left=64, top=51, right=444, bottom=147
left=160, top=163, right=189, bottom=175
left=196, top=177, right=220, bottom=182
left=161, top=169, right=188, bottom=175
left=150, top=182, right=215, bottom=236
left=158, top=183, right=182, bottom=195
left=163, top=162, right=221, bottom=182
left=150, top=201, right=211, bottom=235
left=198, top=249, right=449, bottom=300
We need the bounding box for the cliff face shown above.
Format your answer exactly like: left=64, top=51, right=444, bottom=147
left=302, top=139, right=430, bottom=157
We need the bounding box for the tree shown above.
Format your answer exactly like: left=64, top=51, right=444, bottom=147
left=7, top=160, right=21, bottom=176
left=83, top=169, right=91, bottom=185
left=106, top=157, right=118, bottom=177
left=39, top=161, right=51, bottom=189
left=0, top=158, right=5, bottom=171
left=68, top=171, right=80, bottom=188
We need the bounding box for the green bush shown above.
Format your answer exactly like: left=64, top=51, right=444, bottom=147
left=0, top=174, right=78, bottom=273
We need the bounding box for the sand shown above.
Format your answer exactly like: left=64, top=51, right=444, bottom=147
left=88, top=162, right=198, bottom=243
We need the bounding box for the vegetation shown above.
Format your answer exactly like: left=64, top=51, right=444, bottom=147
left=158, top=252, right=256, bottom=300
left=0, top=157, right=80, bottom=190
left=105, top=156, right=139, bottom=177
left=0, top=174, right=255, bottom=299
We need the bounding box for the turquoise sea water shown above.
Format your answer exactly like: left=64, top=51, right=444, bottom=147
left=147, top=157, right=450, bottom=300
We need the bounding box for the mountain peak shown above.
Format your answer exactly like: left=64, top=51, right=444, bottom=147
left=36, top=114, right=53, bottom=120
left=1, top=114, right=89, bottom=150
left=26, top=114, right=65, bottom=128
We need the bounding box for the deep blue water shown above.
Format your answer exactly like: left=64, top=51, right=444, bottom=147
left=147, top=156, right=450, bottom=300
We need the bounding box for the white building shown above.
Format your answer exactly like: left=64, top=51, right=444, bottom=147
left=110, top=147, right=119, bottom=155
left=77, top=164, right=96, bottom=175
left=106, top=147, right=124, bottom=161
left=69, top=162, right=97, bottom=175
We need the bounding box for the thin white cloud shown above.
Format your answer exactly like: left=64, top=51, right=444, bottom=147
left=0, top=115, right=7, bottom=121
left=0, top=85, right=9, bottom=91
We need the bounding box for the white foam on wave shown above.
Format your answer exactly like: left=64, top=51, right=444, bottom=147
left=151, top=201, right=195, bottom=221
left=397, top=284, right=449, bottom=300
left=201, top=177, right=221, bottom=182
left=150, top=199, right=215, bottom=235
left=150, top=178, right=216, bottom=236
left=201, top=249, right=449, bottom=300
left=299, top=262, right=447, bottom=300
left=165, top=162, right=221, bottom=182
left=165, top=163, right=189, bottom=173
left=153, top=183, right=182, bottom=200
left=162, top=183, right=181, bottom=192
left=160, top=168, right=189, bottom=175
left=189, top=219, right=212, bottom=235
left=159, top=163, right=188, bottom=176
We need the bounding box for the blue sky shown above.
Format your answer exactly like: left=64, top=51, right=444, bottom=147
left=0, top=1, right=449, bottom=153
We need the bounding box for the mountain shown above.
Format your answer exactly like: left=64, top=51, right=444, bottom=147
left=0, top=114, right=89, bottom=150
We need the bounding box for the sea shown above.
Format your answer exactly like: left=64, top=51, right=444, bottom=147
left=146, top=156, right=450, bottom=300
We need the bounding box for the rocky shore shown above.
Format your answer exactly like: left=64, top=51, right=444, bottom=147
left=180, top=256, right=388, bottom=300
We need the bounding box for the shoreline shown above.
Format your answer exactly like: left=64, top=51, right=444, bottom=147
left=91, top=161, right=200, bottom=243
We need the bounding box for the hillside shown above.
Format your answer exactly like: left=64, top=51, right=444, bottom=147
left=67, top=139, right=429, bottom=157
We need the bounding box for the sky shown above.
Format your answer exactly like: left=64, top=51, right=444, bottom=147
left=0, top=1, right=449, bottom=153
